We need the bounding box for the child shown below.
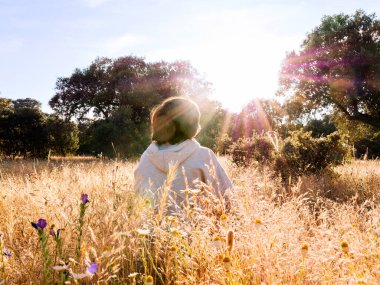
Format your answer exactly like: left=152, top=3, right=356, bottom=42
left=134, top=97, right=233, bottom=208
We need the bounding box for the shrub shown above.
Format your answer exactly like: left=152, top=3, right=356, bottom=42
left=215, top=133, right=233, bottom=155
left=228, top=130, right=350, bottom=181
left=276, top=130, right=350, bottom=179
left=229, top=134, right=275, bottom=167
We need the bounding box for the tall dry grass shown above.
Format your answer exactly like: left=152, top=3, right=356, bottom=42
left=0, top=158, right=379, bottom=284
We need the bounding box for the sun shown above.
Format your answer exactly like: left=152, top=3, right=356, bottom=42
left=187, top=33, right=288, bottom=113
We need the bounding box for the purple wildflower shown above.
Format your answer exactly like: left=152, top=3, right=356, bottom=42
left=2, top=249, right=11, bottom=257
left=49, top=226, right=62, bottom=239
left=87, top=262, right=98, bottom=275
left=31, top=219, right=47, bottom=230
left=81, top=193, right=90, bottom=205
left=49, top=226, right=55, bottom=237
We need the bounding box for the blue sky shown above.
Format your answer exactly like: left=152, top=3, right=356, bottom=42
left=1, top=0, right=379, bottom=112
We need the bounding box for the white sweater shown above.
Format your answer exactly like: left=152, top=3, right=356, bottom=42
left=134, top=139, right=233, bottom=204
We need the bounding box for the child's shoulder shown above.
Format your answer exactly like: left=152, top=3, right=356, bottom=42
left=193, top=143, right=217, bottom=159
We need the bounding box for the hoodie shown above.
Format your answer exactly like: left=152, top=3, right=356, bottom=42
left=134, top=139, right=233, bottom=204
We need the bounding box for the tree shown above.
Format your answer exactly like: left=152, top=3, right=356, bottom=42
left=50, top=55, right=222, bottom=157
left=304, top=115, right=337, bottom=137
left=332, top=112, right=380, bottom=158
left=50, top=56, right=211, bottom=122
left=0, top=106, right=48, bottom=158
left=50, top=57, right=115, bottom=120
left=0, top=98, right=13, bottom=116
left=0, top=97, right=79, bottom=158
left=12, top=98, right=42, bottom=110
left=195, top=99, right=227, bottom=149
left=80, top=106, right=149, bottom=157
left=46, top=115, right=79, bottom=156
left=278, top=10, right=380, bottom=129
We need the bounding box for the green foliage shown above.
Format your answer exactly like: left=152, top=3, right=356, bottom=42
left=82, top=107, right=150, bottom=158
left=333, top=113, right=380, bottom=158
left=12, top=98, right=42, bottom=110
left=275, top=130, right=350, bottom=179
left=227, top=130, right=350, bottom=180
left=50, top=56, right=210, bottom=122
left=215, top=133, right=233, bottom=155
left=279, top=10, right=380, bottom=130
left=0, top=106, right=48, bottom=158
left=0, top=98, right=79, bottom=158
left=196, top=100, right=227, bottom=150
left=46, top=115, right=79, bottom=156
left=229, top=134, right=276, bottom=167
left=304, top=116, right=337, bottom=137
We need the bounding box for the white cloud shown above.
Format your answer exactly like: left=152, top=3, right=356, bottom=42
left=82, top=0, right=111, bottom=8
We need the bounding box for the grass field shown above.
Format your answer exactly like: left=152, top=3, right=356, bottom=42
left=0, top=158, right=379, bottom=284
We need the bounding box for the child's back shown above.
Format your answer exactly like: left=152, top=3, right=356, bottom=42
left=133, top=97, right=233, bottom=207
left=134, top=138, right=232, bottom=203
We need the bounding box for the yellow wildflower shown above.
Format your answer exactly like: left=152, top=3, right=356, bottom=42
left=144, top=275, right=154, bottom=285
left=301, top=243, right=309, bottom=258
left=223, top=256, right=232, bottom=271
left=341, top=241, right=349, bottom=254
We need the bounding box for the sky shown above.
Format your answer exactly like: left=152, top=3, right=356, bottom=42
left=1, top=0, right=379, bottom=112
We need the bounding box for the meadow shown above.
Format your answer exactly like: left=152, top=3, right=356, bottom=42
left=0, top=157, right=380, bottom=284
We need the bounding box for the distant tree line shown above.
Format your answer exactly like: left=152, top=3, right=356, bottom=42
left=0, top=98, right=78, bottom=158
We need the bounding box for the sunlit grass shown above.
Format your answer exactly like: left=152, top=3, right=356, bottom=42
left=0, top=159, right=379, bottom=284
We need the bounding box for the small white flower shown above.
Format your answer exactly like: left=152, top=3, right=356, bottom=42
left=189, top=189, right=201, bottom=195
left=72, top=272, right=89, bottom=280
left=137, top=229, right=150, bottom=236
left=128, top=272, right=139, bottom=278
left=53, top=264, right=69, bottom=271
left=213, top=236, right=223, bottom=250
left=169, top=227, right=186, bottom=237
left=68, top=258, right=78, bottom=264
left=113, top=231, right=131, bottom=237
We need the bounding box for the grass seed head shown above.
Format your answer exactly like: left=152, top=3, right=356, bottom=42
left=223, top=256, right=232, bottom=271
left=301, top=243, right=309, bottom=258
left=144, top=275, right=154, bottom=285
left=227, top=230, right=234, bottom=252
left=341, top=241, right=349, bottom=253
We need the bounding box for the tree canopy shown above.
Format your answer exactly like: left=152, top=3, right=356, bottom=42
left=50, top=56, right=211, bottom=122
left=278, top=10, right=380, bottom=129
